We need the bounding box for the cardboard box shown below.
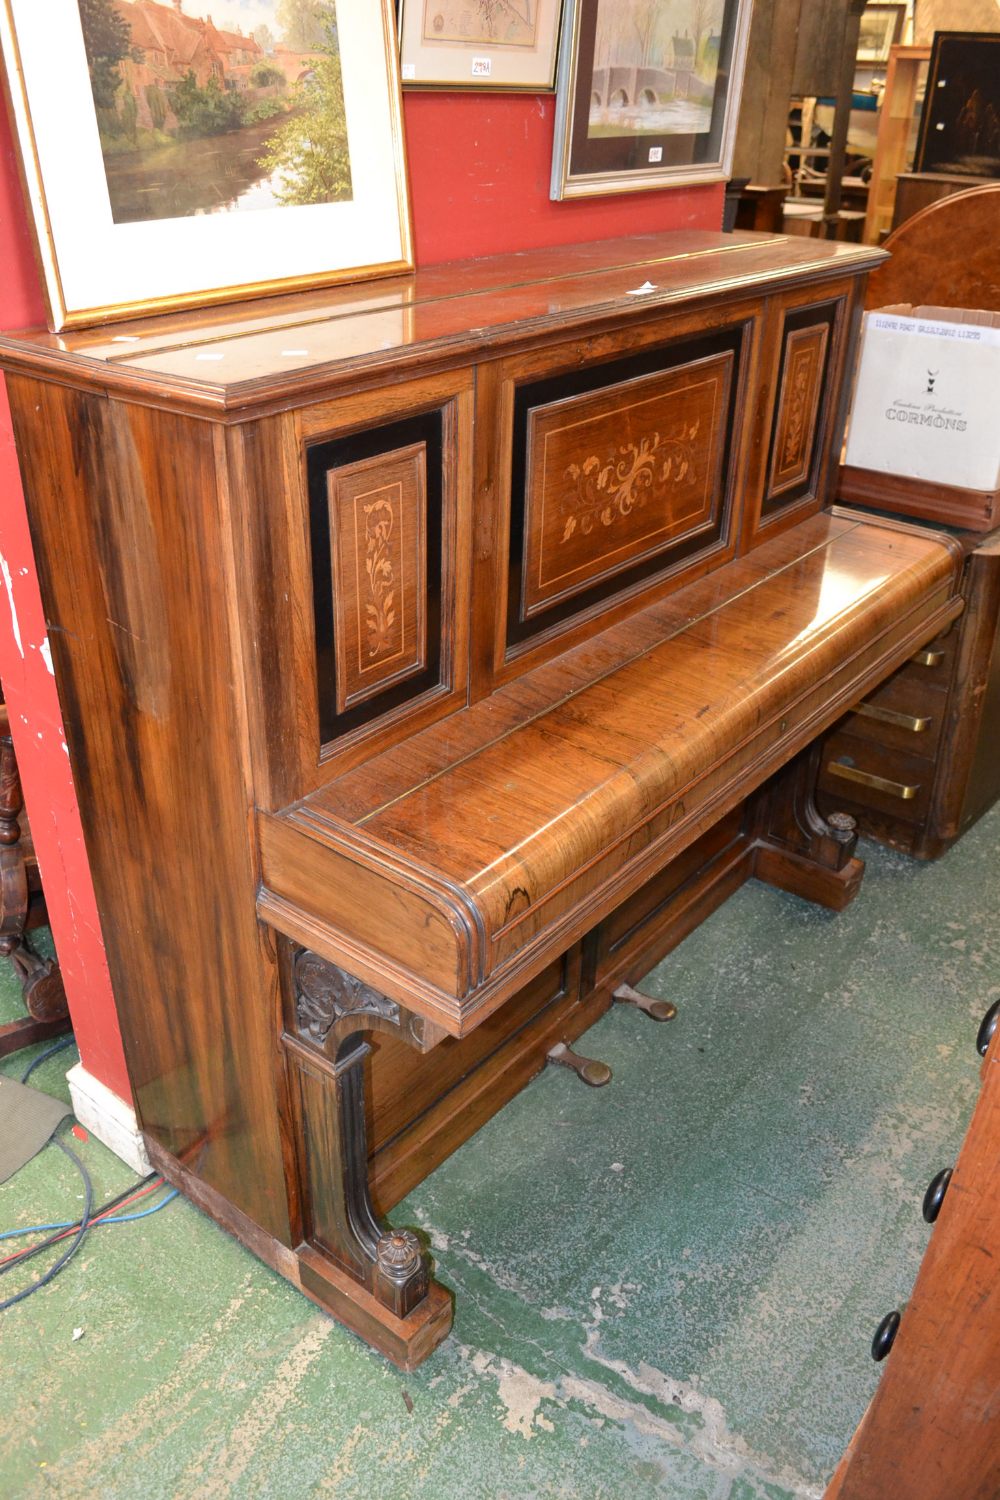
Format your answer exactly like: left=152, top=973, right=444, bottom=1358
left=841, top=305, right=1000, bottom=532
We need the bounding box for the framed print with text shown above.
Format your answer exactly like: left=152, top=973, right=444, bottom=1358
left=550, top=0, right=753, bottom=199
left=0, top=0, right=411, bottom=330
left=398, top=0, right=563, bottom=90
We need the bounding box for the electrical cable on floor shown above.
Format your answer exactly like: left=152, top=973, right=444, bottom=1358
left=0, top=1175, right=166, bottom=1270
left=0, top=1135, right=93, bottom=1312
left=1, top=1038, right=179, bottom=1308
left=0, top=1181, right=179, bottom=1245
left=19, top=1035, right=76, bottom=1084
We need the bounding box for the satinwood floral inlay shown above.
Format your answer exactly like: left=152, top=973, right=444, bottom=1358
left=781, top=354, right=812, bottom=472
left=363, top=497, right=397, bottom=658
left=561, top=420, right=700, bottom=542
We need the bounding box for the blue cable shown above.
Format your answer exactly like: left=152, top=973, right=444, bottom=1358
left=0, top=1188, right=179, bottom=1242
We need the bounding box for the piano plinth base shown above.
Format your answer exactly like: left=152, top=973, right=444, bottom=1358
left=753, top=843, right=866, bottom=913
left=297, top=1247, right=453, bottom=1372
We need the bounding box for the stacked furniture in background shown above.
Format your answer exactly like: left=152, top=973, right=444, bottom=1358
left=822, top=184, right=1000, bottom=858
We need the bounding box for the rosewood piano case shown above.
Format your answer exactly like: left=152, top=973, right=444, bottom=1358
left=0, top=231, right=965, bottom=1368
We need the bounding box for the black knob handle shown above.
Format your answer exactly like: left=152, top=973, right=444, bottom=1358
left=922, top=1167, right=953, bottom=1224
left=871, top=1310, right=901, bottom=1362
left=977, top=999, right=1000, bottom=1058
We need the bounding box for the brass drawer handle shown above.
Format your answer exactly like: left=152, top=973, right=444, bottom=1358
left=912, top=648, right=945, bottom=668
left=856, top=703, right=933, bottom=733
left=827, top=761, right=920, bottom=800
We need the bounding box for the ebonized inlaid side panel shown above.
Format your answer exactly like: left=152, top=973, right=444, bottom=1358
left=763, top=302, right=840, bottom=517
left=505, top=328, right=744, bottom=655
left=309, top=414, right=443, bottom=746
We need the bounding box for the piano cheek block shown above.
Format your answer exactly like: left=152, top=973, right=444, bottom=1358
left=0, top=232, right=966, bottom=1368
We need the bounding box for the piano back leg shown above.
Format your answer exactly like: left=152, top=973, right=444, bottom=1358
left=752, top=742, right=866, bottom=911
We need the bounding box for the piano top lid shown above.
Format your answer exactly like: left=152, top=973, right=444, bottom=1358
left=257, top=511, right=962, bottom=1036
left=0, top=231, right=886, bottom=416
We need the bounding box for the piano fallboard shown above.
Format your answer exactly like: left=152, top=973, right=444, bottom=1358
left=258, top=510, right=963, bottom=1036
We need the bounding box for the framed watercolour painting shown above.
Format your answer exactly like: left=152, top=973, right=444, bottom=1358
left=398, top=0, right=563, bottom=89
left=550, top=0, right=753, bottom=199
left=914, top=31, right=1000, bottom=178
left=0, top=0, right=411, bottom=330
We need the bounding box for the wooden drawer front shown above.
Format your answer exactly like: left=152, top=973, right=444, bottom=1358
left=906, top=623, right=957, bottom=679
left=505, top=325, right=744, bottom=656
left=842, top=668, right=948, bottom=755
left=819, top=731, right=935, bottom=823
left=594, top=809, right=744, bottom=982
left=762, top=300, right=842, bottom=518
left=367, top=950, right=577, bottom=1160
left=308, top=409, right=453, bottom=749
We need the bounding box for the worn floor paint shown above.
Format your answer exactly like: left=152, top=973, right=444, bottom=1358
left=1, top=808, right=996, bottom=1498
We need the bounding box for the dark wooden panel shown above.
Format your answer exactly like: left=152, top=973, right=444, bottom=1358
left=819, top=731, right=936, bottom=823
left=521, top=351, right=733, bottom=619
left=594, top=808, right=744, bottom=979
left=310, top=412, right=444, bottom=745
left=328, top=443, right=428, bottom=714
left=762, top=301, right=841, bottom=518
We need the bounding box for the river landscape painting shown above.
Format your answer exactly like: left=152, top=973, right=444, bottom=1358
left=589, top=0, right=725, bottom=139
left=78, top=0, right=352, bottom=224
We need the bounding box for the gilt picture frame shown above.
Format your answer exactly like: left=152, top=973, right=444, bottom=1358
left=550, top=0, right=753, bottom=200
left=0, top=0, right=412, bottom=331
left=398, top=0, right=564, bottom=90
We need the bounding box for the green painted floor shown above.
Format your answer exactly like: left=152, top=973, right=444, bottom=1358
left=2, top=807, right=997, bottom=1499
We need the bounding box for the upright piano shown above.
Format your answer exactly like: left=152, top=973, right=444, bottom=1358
left=0, top=231, right=965, bottom=1368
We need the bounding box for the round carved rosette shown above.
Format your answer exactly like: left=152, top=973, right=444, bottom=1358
left=376, top=1229, right=423, bottom=1281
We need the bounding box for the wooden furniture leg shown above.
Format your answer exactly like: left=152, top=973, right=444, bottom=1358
left=752, top=742, right=865, bottom=911
left=281, top=947, right=453, bottom=1369
left=0, top=723, right=69, bottom=1060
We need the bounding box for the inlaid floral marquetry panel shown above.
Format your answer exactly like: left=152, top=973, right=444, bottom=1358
left=521, top=351, right=733, bottom=619
left=327, top=443, right=428, bottom=714
left=767, top=323, right=830, bottom=501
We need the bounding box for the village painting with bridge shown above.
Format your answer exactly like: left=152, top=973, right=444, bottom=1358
left=78, top=0, right=351, bottom=224
left=589, top=0, right=725, bottom=139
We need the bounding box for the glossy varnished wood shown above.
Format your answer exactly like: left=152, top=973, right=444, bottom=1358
left=871, top=183, right=1000, bottom=313
left=9, top=231, right=955, bottom=1367
left=259, top=512, right=963, bottom=1035
left=0, top=234, right=885, bottom=418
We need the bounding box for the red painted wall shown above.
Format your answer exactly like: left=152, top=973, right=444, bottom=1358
left=0, top=90, right=723, bottom=1106
left=0, top=106, right=131, bottom=1096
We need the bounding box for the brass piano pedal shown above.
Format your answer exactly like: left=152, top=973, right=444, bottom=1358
left=546, top=1041, right=612, bottom=1088
left=612, top=983, right=677, bottom=1022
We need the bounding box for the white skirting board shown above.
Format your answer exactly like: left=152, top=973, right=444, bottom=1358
left=66, top=1062, right=151, bottom=1176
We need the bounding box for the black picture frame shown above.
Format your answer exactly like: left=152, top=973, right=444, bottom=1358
left=914, top=31, right=1000, bottom=179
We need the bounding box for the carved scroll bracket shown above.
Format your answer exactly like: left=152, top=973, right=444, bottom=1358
left=293, top=948, right=445, bottom=1056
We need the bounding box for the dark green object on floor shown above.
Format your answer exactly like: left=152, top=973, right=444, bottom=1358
left=1, top=805, right=996, bottom=1499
